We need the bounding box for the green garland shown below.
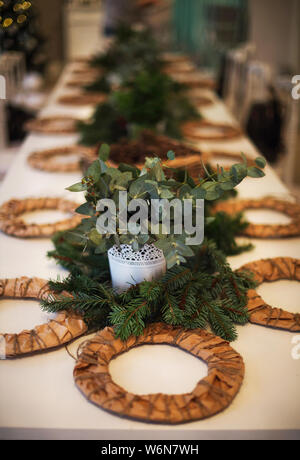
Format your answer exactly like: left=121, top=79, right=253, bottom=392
left=42, top=25, right=262, bottom=342
left=78, top=70, right=199, bottom=146
left=42, top=149, right=264, bottom=342
left=43, top=240, right=256, bottom=342
left=90, top=25, right=164, bottom=82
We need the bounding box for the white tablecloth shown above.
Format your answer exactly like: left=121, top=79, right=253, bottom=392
left=0, top=63, right=299, bottom=440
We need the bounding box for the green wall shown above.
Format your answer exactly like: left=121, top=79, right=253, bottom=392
left=173, top=0, right=248, bottom=69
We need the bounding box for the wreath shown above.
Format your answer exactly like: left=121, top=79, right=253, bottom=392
left=25, top=116, right=79, bottom=135
left=28, top=145, right=96, bottom=173
left=0, top=277, right=87, bottom=358
left=239, top=258, right=300, bottom=332
left=0, top=198, right=83, bottom=237
left=58, top=93, right=107, bottom=107
left=181, top=120, right=242, bottom=142
left=213, top=198, right=300, bottom=238
left=74, top=323, right=244, bottom=424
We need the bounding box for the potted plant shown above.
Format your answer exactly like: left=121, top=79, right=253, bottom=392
left=44, top=145, right=265, bottom=341
left=65, top=144, right=266, bottom=292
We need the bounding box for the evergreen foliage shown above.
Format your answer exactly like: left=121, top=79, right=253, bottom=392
left=43, top=240, right=256, bottom=342
left=78, top=70, right=198, bottom=145
left=43, top=148, right=265, bottom=342
left=42, top=24, right=266, bottom=343
left=90, top=24, right=163, bottom=82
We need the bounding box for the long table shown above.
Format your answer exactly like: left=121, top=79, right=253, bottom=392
left=0, top=62, right=299, bottom=440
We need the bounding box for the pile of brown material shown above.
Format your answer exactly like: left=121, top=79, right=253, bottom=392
left=84, top=130, right=205, bottom=166
left=82, top=131, right=207, bottom=179
left=116, top=131, right=201, bottom=162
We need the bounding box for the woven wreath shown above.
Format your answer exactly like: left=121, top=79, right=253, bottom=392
left=173, top=74, right=216, bottom=90
left=71, top=57, right=92, bottom=64
left=213, top=198, right=300, bottom=238
left=74, top=323, right=244, bottom=424
left=66, top=78, right=96, bottom=89
left=0, top=198, right=83, bottom=238
left=57, top=93, right=107, bottom=107
left=27, top=145, right=96, bottom=173
left=0, top=277, right=87, bottom=358
left=239, top=257, right=300, bottom=332
left=192, top=96, right=214, bottom=108
left=25, top=116, right=79, bottom=135
left=206, top=151, right=256, bottom=169
left=164, top=62, right=196, bottom=75
left=182, top=120, right=242, bottom=142
left=71, top=68, right=102, bottom=78
left=161, top=53, right=191, bottom=64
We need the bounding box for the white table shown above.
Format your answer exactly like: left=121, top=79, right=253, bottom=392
left=0, top=63, right=299, bottom=440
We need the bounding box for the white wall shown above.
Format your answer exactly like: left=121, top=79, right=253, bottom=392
left=249, top=0, right=299, bottom=72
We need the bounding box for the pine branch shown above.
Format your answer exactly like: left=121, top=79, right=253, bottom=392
left=45, top=229, right=257, bottom=341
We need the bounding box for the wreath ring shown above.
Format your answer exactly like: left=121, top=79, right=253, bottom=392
left=27, top=145, right=96, bottom=173
left=213, top=198, right=300, bottom=238
left=0, top=197, right=83, bottom=238
left=74, top=323, right=244, bottom=424
left=66, top=79, right=95, bottom=89
left=174, top=74, right=216, bottom=90
left=182, top=120, right=242, bottom=142
left=193, top=96, right=214, bottom=108
left=206, top=151, right=256, bottom=169
left=71, top=68, right=102, bottom=78
left=239, top=257, right=300, bottom=332
left=0, top=277, right=87, bottom=358
left=57, top=93, right=107, bottom=107
left=25, top=116, right=79, bottom=135
left=162, top=53, right=191, bottom=64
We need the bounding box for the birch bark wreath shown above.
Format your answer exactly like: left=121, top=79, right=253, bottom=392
left=57, top=93, right=107, bottom=107
left=193, top=96, right=214, bottom=108
left=182, top=120, right=242, bottom=142
left=161, top=53, right=191, bottom=64
left=239, top=258, right=300, bottom=332
left=25, top=116, right=79, bottom=135
left=66, top=78, right=98, bottom=89
left=206, top=151, right=256, bottom=170
left=71, top=67, right=102, bottom=78
left=28, top=145, right=96, bottom=173
left=213, top=198, right=300, bottom=238
left=0, top=198, right=83, bottom=237
left=171, top=73, right=216, bottom=90
left=0, top=277, right=87, bottom=358
left=74, top=323, right=244, bottom=424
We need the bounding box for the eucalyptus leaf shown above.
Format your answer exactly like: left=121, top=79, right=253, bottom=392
left=66, top=182, right=86, bottom=192
left=89, top=228, right=103, bottom=245
left=255, top=157, right=267, bottom=169
left=247, top=167, right=266, bottom=178
left=98, top=143, right=110, bottom=161
left=87, top=161, right=101, bottom=182
left=129, top=179, right=148, bottom=199
left=75, top=202, right=94, bottom=216
left=167, top=150, right=175, bottom=161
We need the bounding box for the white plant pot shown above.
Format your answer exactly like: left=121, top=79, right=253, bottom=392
left=108, top=244, right=167, bottom=293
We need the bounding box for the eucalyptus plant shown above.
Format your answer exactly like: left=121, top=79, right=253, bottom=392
left=66, top=145, right=266, bottom=269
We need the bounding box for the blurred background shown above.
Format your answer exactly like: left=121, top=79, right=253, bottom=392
left=0, top=0, right=299, bottom=191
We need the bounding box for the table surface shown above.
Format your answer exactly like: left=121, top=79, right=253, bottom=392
left=0, top=63, right=300, bottom=440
